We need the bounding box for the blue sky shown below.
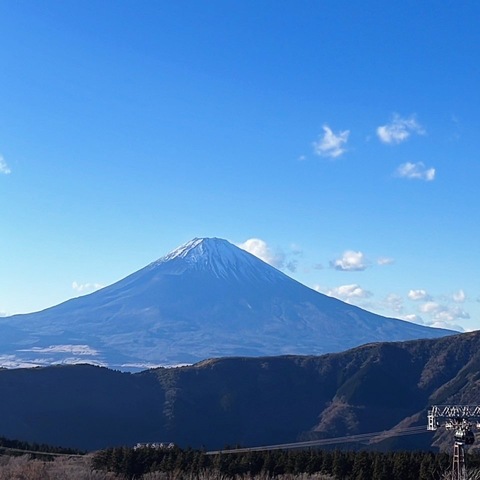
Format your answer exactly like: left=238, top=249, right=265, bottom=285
left=1, top=1, right=479, bottom=331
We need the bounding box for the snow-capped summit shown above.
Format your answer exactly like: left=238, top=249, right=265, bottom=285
left=0, top=237, right=455, bottom=370
left=149, top=237, right=285, bottom=283
left=161, top=237, right=230, bottom=262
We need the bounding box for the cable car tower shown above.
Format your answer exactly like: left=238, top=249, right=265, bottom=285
left=428, top=405, right=480, bottom=480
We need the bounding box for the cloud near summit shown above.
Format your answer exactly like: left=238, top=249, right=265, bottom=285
left=237, top=238, right=285, bottom=269
left=237, top=238, right=301, bottom=272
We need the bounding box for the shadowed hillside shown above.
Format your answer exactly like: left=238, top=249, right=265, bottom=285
left=0, top=331, right=478, bottom=451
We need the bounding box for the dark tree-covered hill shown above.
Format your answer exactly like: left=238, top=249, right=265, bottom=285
left=0, top=331, right=478, bottom=451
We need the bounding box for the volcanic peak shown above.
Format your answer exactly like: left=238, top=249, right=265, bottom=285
left=150, top=237, right=284, bottom=283
left=162, top=237, right=230, bottom=262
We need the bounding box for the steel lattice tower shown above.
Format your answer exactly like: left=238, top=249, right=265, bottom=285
left=428, top=405, right=480, bottom=480
left=452, top=442, right=466, bottom=480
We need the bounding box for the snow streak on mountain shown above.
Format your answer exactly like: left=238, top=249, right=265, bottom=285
left=0, top=237, right=455, bottom=370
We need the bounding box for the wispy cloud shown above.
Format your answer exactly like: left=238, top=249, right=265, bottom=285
left=0, top=155, right=11, bottom=175
left=384, top=293, right=404, bottom=313
left=72, top=281, right=104, bottom=294
left=419, top=301, right=468, bottom=330
left=377, top=257, right=394, bottom=266
left=376, top=114, right=425, bottom=144
left=19, top=344, right=99, bottom=355
left=403, top=289, right=469, bottom=331
left=313, top=124, right=350, bottom=158
left=452, top=289, right=466, bottom=303
left=331, top=250, right=368, bottom=271
left=395, top=162, right=435, bottom=181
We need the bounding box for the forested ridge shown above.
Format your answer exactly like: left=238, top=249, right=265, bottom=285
left=2, top=332, right=480, bottom=452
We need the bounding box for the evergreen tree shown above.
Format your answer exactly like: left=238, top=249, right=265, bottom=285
left=372, top=453, right=391, bottom=480
left=332, top=450, right=350, bottom=479
left=392, top=451, right=415, bottom=480
left=351, top=451, right=372, bottom=480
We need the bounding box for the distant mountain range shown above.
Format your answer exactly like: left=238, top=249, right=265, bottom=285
left=0, top=331, right=478, bottom=451
left=0, top=237, right=454, bottom=369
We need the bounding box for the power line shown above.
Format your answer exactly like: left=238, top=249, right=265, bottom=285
left=0, top=426, right=428, bottom=458
left=206, top=426, right=428, bottom=455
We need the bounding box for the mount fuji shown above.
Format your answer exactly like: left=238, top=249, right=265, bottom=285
left=0, top=237, right=454, bottom=370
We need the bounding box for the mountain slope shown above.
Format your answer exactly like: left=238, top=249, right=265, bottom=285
left=0, top=237, right=454, bottom=369
left=0, top=331, right=478, bottom=451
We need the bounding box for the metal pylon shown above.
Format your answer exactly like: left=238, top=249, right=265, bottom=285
left=452, top=442, right=466, bottom=480
left=427, top=405, right=480, bottom=480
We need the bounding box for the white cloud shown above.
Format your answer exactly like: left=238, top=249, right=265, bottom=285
left=313, top=124, right=350, bottom=158
left=408, top=289, right=431, bottom=301
left=395, top=162, right=435, bottom=181
left=377, top=257, right=394, bottom=266
left=327, top=284, right=373, bottom=302
left=376, top=114, right=425, bottom=144
left=429, top=320, right=464, bottom=331
left=331, top=250, right=368, bottom=271
left=0, top=155, right=11, bottom=175
left=452, top=289, right=466, bottom=303
left=237, top=238, right=285, bottom=269
left=419, top=301, right=469, bottom=329
left=72, top=281, right=104, bottom=294
left=238, top=238, right=303, bottom=272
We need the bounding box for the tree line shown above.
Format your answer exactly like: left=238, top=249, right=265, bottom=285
left=0, top=436, right=83, bottom=457
left=92, top=445, right=480, bottom=479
